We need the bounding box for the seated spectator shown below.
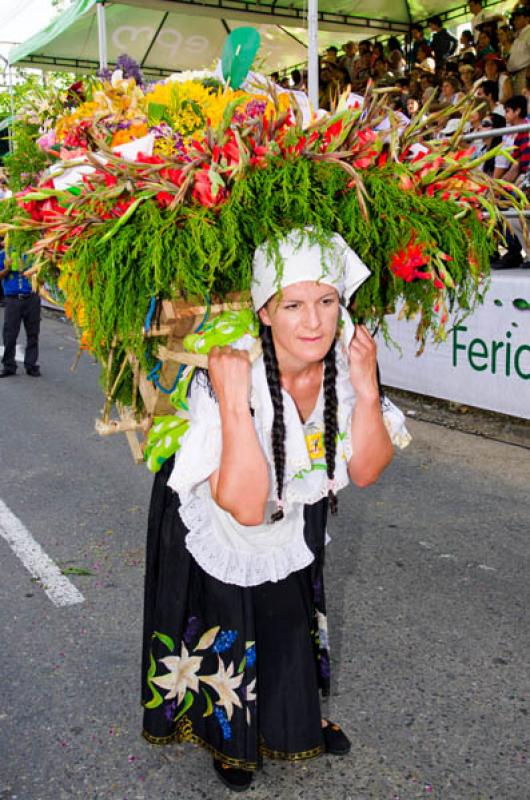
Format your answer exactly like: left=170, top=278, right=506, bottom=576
left=440, top=76, right=465, bottom=106
left=476, top=79, right=506, bottom=116
left=324, top=45, right=339, bottom=65
left=428, top=15, right=458, bottom=69
left=387, top=36, right=406, bottom=77
left=406, top=96, right=421, bottom=116
left=503, top=94, right=530, bottom=179
left=415, top=43, right=436, bottom=73
left=459, top=29, right=476, bottom=56
left=340, top=41, right=358, bottom=83
left=491, top=95, right=530, bottom=268
left=483, top=54, right=514, bottom=103
left=373, top=58, right=392, bottom=86
left=371, top=41, right=386, bottom=71
left=476, top=28, right=497, bottom=67
left=291, top=69, right=305, bottom=91
left=459, top=63, right=477, bottom=93
left=507, top=6, right=530, bottom=94
left=480, top=113, right=505, bottom=176
left=352, top=51, right=372, bottom=90
left=498, top=24, right=515, bottom=60
left=420, top=72, right=439, bottom=104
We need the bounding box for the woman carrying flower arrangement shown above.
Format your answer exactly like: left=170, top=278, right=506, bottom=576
left=141, top=229, right=406, bottom=791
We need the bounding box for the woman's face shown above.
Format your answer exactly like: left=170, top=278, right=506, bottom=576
left=259, top=281, right=340, bottom=367
left=407, top=97, right=420, bottom=115
left=484, top=60, right=499, bottom=79
left=442, top=80, right=453, bottom=97
left=478, top=31, right=490, bottom=50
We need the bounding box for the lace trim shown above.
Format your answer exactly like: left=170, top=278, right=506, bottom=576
left=180, top=493, right=316, bottom=587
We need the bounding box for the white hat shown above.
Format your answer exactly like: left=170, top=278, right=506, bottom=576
left=251, top=228, right=371, bottom=311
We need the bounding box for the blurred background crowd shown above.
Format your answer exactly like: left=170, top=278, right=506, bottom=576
left=272, top=2, right=530, bottom=268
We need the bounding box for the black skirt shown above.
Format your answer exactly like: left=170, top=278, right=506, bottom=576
left=141, top=457, right=331, bottom=771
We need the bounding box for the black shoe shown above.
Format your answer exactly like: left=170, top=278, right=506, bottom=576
left=26, top=367, right=41, bottom=377
left=322, top=720, right=351, bottom=755
left=491, top=252, right=523, bottom=270
left=0, top=369, right=16, bottom=378
left=213, top=758, right=253, bottom=792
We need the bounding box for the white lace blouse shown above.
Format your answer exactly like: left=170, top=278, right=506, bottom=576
left=167, top=329, right=410, bottom=587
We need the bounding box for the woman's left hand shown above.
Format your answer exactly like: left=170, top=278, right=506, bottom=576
left=348, top=324, right=380, bottom=402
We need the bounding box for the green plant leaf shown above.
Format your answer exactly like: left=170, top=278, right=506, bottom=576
left=237, top=656, right=246, bottom=674
left=174, top=690, right=194, bottom=722
left=147, top=102, right=168, bottom=126
left=61, top=566, right=93, bottom=576
left=202, top=688, right=214, bottom=717
left=98, top=197, right=144, bottom=244
left=153, top=631, right=175, bottom=651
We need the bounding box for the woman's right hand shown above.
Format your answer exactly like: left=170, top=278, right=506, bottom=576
left=208, top=346, right=251, bottom=413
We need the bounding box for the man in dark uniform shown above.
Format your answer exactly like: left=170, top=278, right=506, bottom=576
left=0, top=245, right=41, bottom=377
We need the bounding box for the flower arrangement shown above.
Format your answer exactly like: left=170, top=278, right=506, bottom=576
left=1, top=56, right=526, bottom=461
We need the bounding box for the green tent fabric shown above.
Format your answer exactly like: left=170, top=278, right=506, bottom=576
left=9, top=0, right=508, bottom=77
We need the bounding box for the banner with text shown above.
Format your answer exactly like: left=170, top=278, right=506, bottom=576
left=376, top=271, right=530, bottom=420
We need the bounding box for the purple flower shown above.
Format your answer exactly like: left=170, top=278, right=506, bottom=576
left=183, top=615, right=200, bottom=645
left=319, top=650, right=331, bottom=680
left=163, top=700, right=177, bottom=721
left=116, top=54, right=144, bottom=87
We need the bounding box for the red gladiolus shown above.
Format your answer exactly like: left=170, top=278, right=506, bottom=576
left=103, top=173, right=118, bottom=187
left=192, top=169, right=226, bottom=208
left=113, top=198, right=136, bottom=217
left=136, top=153, right=164, bottom=164
left=433, top=278, right=444, bottom=289
left=161, top=167, right=185, bottom=186
left=390, top=237, right=432, bottom=282
left=156, top=191, right=174, bottom=208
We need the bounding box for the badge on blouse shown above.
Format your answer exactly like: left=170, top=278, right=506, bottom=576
left=305, top=430, right=324, bottom=461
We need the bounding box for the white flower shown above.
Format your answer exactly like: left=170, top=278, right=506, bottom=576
left=201, top=657, right=243, bottom=720
left=151, top=642, right=203, bottom=703
left=245, top=678, right=256, bottom=704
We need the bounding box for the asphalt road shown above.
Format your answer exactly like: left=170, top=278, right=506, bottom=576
left=0, top=312, right=528, bottom=800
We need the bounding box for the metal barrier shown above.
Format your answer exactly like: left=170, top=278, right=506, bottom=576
left=462, top=122, right=530, bottom=142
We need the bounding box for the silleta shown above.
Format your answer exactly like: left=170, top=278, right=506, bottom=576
left=452, top=325, right=530, bottom=379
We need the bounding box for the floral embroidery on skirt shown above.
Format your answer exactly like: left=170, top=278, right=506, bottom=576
left=141, top=457, right=331, bottom=770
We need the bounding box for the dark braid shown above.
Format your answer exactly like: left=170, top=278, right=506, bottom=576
left=259, top=324, right=286, bottom=522
left=323, top=341, right=339, bottom=514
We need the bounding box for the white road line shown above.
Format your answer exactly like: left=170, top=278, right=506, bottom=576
left=0, top=345, right=26, bottom=362
left=0, top=498, right=84, bottom=607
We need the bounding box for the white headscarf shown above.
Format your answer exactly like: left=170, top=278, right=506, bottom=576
left=251, top=228, right=371, bottom=312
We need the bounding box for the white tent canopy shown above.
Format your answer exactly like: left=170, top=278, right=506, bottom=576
left=8, top=0, right=504, bottom=77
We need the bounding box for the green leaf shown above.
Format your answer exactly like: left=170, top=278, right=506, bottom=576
left=144, top=689, right=163, bottom=709
left=145, top=652, right=164, bottom=709
left=202, top=688, right=214, bottom=717
left=153, top=631, right=175, bottom=651
left=147, top=102, right=168, bottom=126
left=174, top=690, right=195, bottom=722
left=61, top=566, right=93, bottom=576
left=98, top=197, right=144, bottom=245
left=221, top=28, right=261, bottom=89
left=237, top=656, right=246, bottom=674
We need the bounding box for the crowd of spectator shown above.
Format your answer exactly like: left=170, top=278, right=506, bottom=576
left=276, top=1, right=530, bottom=269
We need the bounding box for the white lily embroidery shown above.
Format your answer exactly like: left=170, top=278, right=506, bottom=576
left=151, top=643, right=203, bottom=703
left=201, top=657, right=243, bottom=720
left=245, top=678, right=256, bottom=726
